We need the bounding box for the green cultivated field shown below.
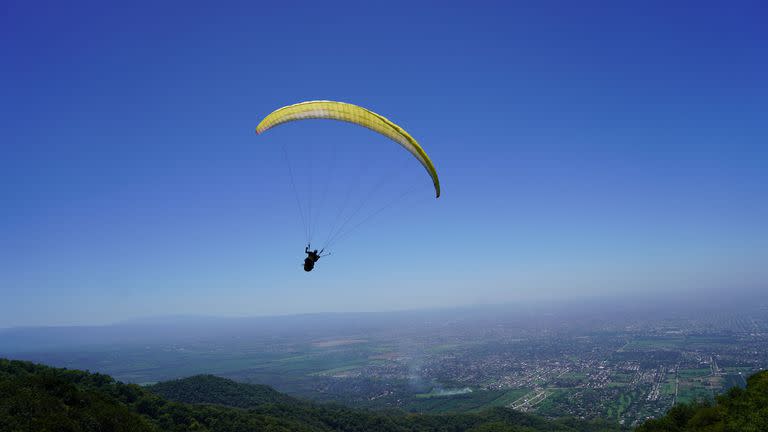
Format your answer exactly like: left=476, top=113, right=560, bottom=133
left=676, top=385, right=713, bottom=404
left=662, top=379, right=676, bottom=395
left=532, top=389, right=576, bottom=417
left=407, top=389, right=509, bottom=413
left=623, top=338, right=685, bottom=350
left=613, top=391, right=635, bottom=418
left=309, top=364, right=363, bottom=376
left=481, top=388, right=532, bottom=410
left=623, top=336, right=738, bottom=352
left=406, top=388, right=533, bottom=413
left=678, top=368, right=710, bottom=378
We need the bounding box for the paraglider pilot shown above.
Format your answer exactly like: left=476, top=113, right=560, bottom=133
left=304, top=244, right=323, bottom=272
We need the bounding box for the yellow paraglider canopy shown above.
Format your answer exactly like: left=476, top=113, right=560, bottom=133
left=256, top=100, right=440, bottom=198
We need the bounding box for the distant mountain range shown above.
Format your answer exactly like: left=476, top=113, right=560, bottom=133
left=4, top=297, right=763, bottom=351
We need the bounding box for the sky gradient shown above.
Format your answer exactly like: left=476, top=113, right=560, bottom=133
left=2, top=1, right=766, bottom=326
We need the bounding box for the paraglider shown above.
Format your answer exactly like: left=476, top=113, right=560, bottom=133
left=303, top=244, right=327, bottom=272
left=256, top=100, right=440, bottom=271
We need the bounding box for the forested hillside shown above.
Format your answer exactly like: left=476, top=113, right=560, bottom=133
left=149, top=374, right=298, bottom=408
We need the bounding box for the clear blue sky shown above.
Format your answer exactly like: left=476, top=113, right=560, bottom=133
left=2, top=1, right=766, bottom=326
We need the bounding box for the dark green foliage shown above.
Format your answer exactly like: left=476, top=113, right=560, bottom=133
left=636, top=370, right=768, bottom=432
left=149, top=374, right=298, bottom=408
left=0, top=358, right=620, bottom=431
left=0, top=359, right=156, bottom=432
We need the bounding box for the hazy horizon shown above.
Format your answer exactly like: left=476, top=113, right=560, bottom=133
left=2, top=285, right=766, bottom=329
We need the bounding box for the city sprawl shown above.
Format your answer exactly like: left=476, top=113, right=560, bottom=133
left=4, top=299, right=766, bottom=428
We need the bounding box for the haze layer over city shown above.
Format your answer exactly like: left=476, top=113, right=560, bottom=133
left=3, top=293, right=767, bottom=427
